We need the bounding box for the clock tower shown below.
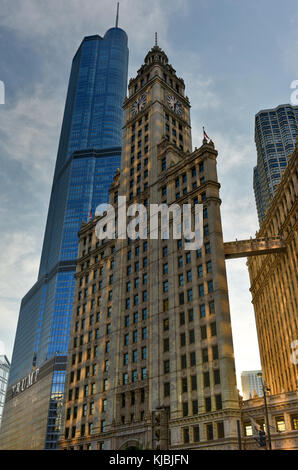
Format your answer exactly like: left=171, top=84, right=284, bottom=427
left=120, top=41, right=192, bottom=200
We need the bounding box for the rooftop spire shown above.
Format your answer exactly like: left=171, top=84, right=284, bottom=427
left=115, top=2, right=119, bottom=28
left=155, top=32, right=158, bottom=47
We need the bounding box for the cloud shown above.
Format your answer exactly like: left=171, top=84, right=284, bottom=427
left=0, top=0, right=263, bottom=380
left=0, top=231, right=40, bottom=357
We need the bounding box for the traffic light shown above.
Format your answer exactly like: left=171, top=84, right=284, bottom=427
left=258, top=430, right=266, bottom=447
left=152, top=411, right=161, bottom=449
left=152, top=409, right=168, bottom=449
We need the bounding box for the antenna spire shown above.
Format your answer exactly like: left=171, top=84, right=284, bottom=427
left=155, top=32, right=158, bottom=47
left=116, top=2, right=119, bottom=28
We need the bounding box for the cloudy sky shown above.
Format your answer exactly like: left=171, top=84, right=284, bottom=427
left=0, top=0, right=297, bottom=391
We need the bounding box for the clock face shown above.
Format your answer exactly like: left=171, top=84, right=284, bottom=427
left=131, top=93, right=147, bottom=117
left=167, top=94, right=182, bottom=116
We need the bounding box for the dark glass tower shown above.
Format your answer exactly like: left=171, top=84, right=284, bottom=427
left=253, top=104, right=298, bottom=223
left=0, top=25, right=128, bottom=450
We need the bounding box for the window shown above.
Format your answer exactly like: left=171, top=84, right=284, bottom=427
left=164, top=382, right=170, bottom=397
left=214, top=369, right=221, bottom=385
left=189, top=329, right=195, bottom=344
left=208, top=280, right=214, bottom=293
left=212, top=345, right=219, bottom=360
left=182, top=402, right=188, bottom=417
left=205, top=397, right=212, bottom=412
left=182, top=377, right=188, bottom=393
left=210, top=322, right=217, bottom=336
left=188, top=308, right=194, bottom=322
left=215, top=394, right=222, bottom=410
left=181, top=354, right=187, bottom=369
left=192, top=400, right=198, bottom=415
left=275, top=417, right=286, bottom=432
left=201, top=325, right=207, bottom=340
left=190, top=351, right=196, bottom=366
left=291, top=415, right=298, bottom=430
left=142, top=307, right=148, bottom=320
left=183, top=427, right=189, bottom=443
left=245, top=424, right=253, bottom=436
left=200, top=304, right=206, bottom=318
left=209, top=300, right=215, bottom=314
left=199, top=284, right=204, bottom=297
left=217, top=422, right=225, bottom=439
left=163, top=338, right=169, bottom=352
left=180, top=332, right=186, bottom=347
left=193, top=426, right=200, bottom=442
left=191, top=375, right=197, bottom=390
left=203, top=371, right=210, bottom=387
left=164, top=360, right=170, bottom=374
left=202, top=347, right=208, bottom=363
left=163, top=263, right=168, bottom=274
left=102, top=399, right=107, bottom=412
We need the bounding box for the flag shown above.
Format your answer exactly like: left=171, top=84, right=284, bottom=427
left=89, top=208, right=92, bottom=221
left=203, top=126, right=210, bottom=140
left=250, top=416, right=262, bottom=433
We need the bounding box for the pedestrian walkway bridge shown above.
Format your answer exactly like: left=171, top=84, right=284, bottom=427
left=224, top=236, right=286, bottom=259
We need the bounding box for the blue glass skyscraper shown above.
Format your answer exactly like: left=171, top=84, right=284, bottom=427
left=253, top=104, right=298, bottom=223
left=0, top=24, right=128, bottom=450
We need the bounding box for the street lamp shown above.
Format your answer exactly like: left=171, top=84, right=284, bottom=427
left=257, top=372, right=272, bottom=450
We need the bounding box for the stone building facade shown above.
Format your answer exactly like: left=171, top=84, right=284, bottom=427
left=59, top=42, right=240, bottom=450
left=247, top=146, right=298, bottom=396
left=241, top=390, right=298, bottom=450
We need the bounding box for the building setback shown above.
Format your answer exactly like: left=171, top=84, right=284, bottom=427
left=0, top=24, right=128, bottom=450
left=60, top=42, right=240, bottom=451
